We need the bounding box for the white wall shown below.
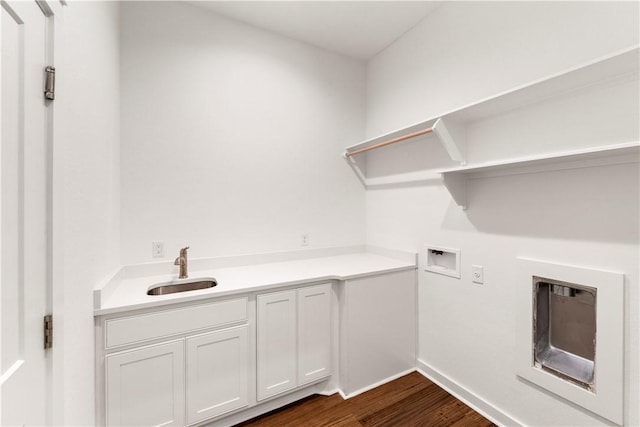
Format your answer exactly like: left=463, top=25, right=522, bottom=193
left=55, top=2, right=121, bottom=425
left=365, top=2, right=639, bottom=426
left=53, top=1, right=638, bottom=425
left=119, top=2, right=366, bottom=265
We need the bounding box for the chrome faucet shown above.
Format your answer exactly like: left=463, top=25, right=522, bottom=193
left=174, top=246, right=189, bottom=279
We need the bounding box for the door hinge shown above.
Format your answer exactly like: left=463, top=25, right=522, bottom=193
left=44, top=66, right=55, bottom=100
left=44, top=314, right=53, bottom=349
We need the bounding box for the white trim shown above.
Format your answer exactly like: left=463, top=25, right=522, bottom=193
left=316, top=387, right=339, bottom=397
left=338, top=368, right=416, bottom=400
left=417, top=359, right=522, bottom=427
left=0, top=6, right=3, bottom=423
left=199, top=385, right=318, bottom=427
left=47, top=1, right=65, bottom=424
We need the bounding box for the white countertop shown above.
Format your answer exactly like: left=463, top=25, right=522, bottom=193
left=95, top=249, right=416, bottom=316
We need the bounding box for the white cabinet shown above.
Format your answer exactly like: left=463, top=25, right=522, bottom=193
left=256, top=289, right=298, bottom=400
left=297, top=285, right=332, bottom=386
left=100, top=298, right=249, bottom=426
left=105, top=340, right=185, bottom=427
left=257, top=284, right=332, bottom=401
left=96, top=266, right=418, bottom=425
left=339, top=270, right=416, bottom=397
left=186, top=325, right=249, bottom=424
left=104, top=298, right=248, bottom=349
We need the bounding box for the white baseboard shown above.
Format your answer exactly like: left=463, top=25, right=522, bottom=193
left=338, top=367, right=417, bottom=400
left=417, top=359, right=522, bottom=427
left=317, top=388, right=339, bottom=397
left=201, top=386, right=319, bottom=426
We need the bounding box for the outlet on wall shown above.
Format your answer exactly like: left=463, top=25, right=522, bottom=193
left=152, top=241, right=164, bottom=258
left=301, top=234, right=310, bottom=247
left=472, top=265, right=484, bottom=284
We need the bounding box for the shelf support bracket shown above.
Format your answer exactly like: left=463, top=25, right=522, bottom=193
left=433, top=117, right=466, bottom=165
left=343, top=152, right=368, bottom=188
left=441, top=172, right=467, bottom=210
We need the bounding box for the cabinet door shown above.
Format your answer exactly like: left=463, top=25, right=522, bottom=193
left=186, top=326, right=249, bottom=424
left=257, top=289, right=297, bottom=401
left=106, top=340, right=184, bottom=427
left=297, top=284, right=332, bottom=386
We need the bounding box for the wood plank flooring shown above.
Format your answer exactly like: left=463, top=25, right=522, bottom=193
left=236, top=372, right=495, bottom=427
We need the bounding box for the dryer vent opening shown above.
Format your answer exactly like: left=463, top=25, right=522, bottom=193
left=533, top=277, right=596, bottom=391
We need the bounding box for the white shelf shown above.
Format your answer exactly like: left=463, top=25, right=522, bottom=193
left=441, top=142, right=640, bottom=209
left=345, top=117, right=465, bottom=163
left=448, top=46, right=639, bottom=123
left=343, top=46, right=639, bottom=189
left=344, top=117, right=465, bottom=188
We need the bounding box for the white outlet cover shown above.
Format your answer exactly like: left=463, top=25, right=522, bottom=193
left=472, top=265, right=483, bottom=284
left=152, top=241, right=164, bottom=258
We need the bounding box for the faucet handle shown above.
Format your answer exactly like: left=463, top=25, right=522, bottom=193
left=180, top=246, right=190, bottom=255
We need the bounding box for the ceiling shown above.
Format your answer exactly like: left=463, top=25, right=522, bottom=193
left=188, top=1, right=441, bottom=61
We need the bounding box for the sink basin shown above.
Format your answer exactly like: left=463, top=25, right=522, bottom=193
left=147, top=278, right=217, bottom=296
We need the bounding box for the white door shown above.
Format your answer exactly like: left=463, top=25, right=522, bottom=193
left=105, top=340, right=185, bottom=427
left=1, top=1, right=51, bottom=425
left=257, top=289, right=297, bottom=401
left=186, top=326, right=249, bottom=424
left=297, top=284, right=331, bottom=386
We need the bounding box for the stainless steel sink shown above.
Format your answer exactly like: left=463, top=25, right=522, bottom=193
left=147, top=278, right=217, bottom=296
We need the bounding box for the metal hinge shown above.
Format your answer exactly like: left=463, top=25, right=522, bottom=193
left=44, top=315, right=53, bottom=349
left=44, top=66, right=55, bottom=100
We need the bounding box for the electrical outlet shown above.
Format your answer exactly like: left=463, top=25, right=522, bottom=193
left=301, top=234, right=309, bottom=247
left=152, top=241, right=164, bottom=258
left=472, top=265, right=484, bottom=284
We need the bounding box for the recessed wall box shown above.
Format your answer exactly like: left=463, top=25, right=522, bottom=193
left=533, top=277, right=596, bottom=390
left=517, top=258, right=624, bottom=425
left=424, top=245, right=460, bottom=278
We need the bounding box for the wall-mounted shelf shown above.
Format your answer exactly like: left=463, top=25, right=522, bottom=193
left=343, top=46, right=639, bottom=189
left=440, top=142, right=640, bottom=209
left=344, top=117, right=466, bottom=162
left=343, top=117, right=465, bottom=188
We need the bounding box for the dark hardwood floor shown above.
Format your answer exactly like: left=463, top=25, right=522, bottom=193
left=236, top=372, right=495, bottom=427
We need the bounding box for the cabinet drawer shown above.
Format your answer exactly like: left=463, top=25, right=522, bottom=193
left=105, top=297, right=248, bottom=349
